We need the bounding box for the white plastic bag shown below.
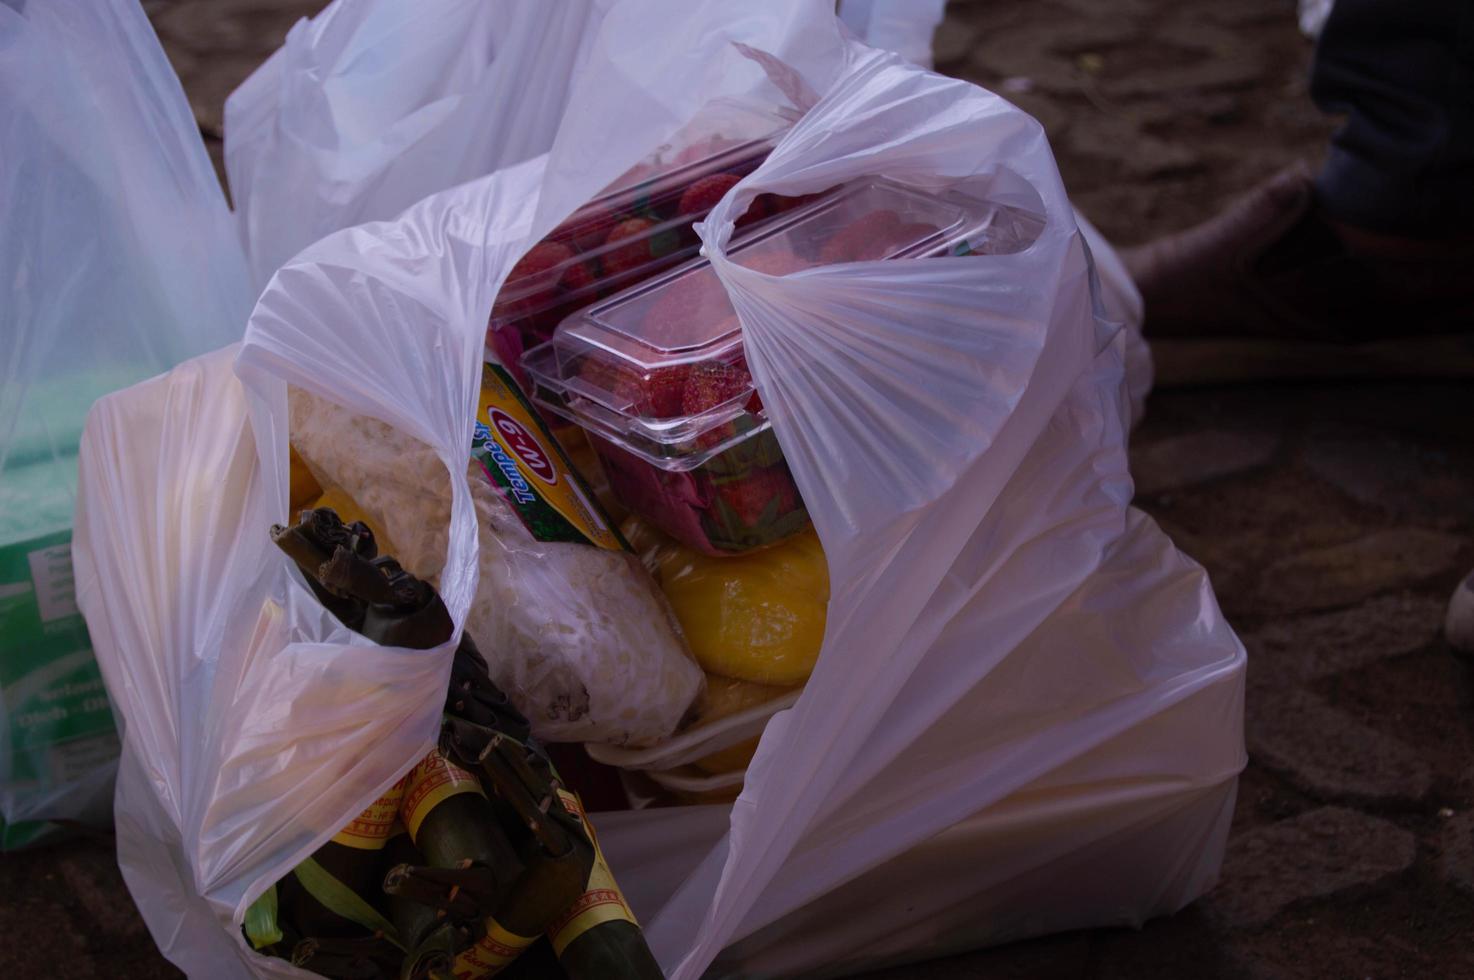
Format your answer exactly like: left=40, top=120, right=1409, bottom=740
left=831, top=1, right=1152, bottom=421
left=225, top=0, right=1152, bottom=427
left=75, top=1, right=1244, bottom=977
left=225, top=0, right=614, bottom=291
left=837, top=0, right=949, bottom=69
left=0, top=0, right=251, bottom=848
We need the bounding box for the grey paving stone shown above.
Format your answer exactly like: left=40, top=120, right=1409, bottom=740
left=1091, top=911, right=1259, bottom=980
left=1438, top=810, right=1474, bottom=896
left=1302, top=426, right=1474, bottom=525
left=1204, top=807, right=1417, bottom=928
left=1131, top=428, right=1281, bottom=496
left=57, top=851, right=154, bottom=944
left=1101, top=54, right=1267, bottom=99
left=857, top=931, right=1092, bottom=979
left=1063, top=116, right=1205, bottom=180
left=0, top=897, right=99, bottom=980
left=931, top=15, right=979, bottom=68
left=1253, top=528, right=1465, bottom=614
left=1243, top=593, right=1445, bottom=686
left=970, top=21, right=1140, bottom=96
left=1247, top=688, right=1432, bottom=804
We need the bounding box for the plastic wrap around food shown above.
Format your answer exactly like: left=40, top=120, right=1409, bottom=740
left=287, top=373, right=703, bottom=747
left=524, top=177, right=1044, bottom=555
left=486, top=100, right=803, bottom=377
left=581, top=522, right=824, bottom=796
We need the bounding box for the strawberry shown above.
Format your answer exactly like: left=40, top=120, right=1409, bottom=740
left=679, top=180, right=780, bottom=228
left=579, top=357, right=690, bottom=419
left=556, top=206, right=623, bottom=253
left=737, top=193, right=777, bottom=228
left=485, top=320, right=524, bottom=371
left=818, top=210, right=901, bottom=264
left=679, top=173, right=742, bottom=216
left=739, top=248, right=809, bottom=277
left=883, top=221, right=943, bottom=255
left=625, top=365, right=691, bottom=419
left=601, top=217, right=656, bottom=278
left=681, top=359, right=753, bottom=415
left=642, top=269, right=729, bottom=346
left=503, top=241, right=575, bottom=307
left=716, top=468, right=800, bottom=528
left=576, top=354, right=625, bottom=396
left=838, top=220, right=943, bottom=262
left=770, top=191, right=825, bottom=215
left=560, top=259, right=596, bottom=297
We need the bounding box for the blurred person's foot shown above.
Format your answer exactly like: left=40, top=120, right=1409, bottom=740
left=1449, top=569, right=1474, bottom=661
left=1123, top=163, right=1474, bottom=385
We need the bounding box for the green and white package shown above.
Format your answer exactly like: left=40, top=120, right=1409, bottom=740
left=0, top=456, right=119, bottom=849
left=1, top=0, right=253, bottom=847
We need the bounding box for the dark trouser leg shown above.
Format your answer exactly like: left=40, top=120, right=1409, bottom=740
left=1310, top=0, right=1474, bottom=236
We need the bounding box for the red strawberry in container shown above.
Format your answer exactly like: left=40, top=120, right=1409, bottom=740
left=619, top=365, right=691, bottom=420
left=679, top=174, right=781, bottom=230
left=507, top=242, right=575, bottom=302
left=716, top=466, right=802, bottom=529
left=553, top=205, right=623, bottom=253
left=601, top=217, right=657, bottom=278
left=577, top=356, right=690, bottom=420
left=679, top=173, right=741, bottom=217
left=488, top=241, right=580, bottom=381
left=681, top=358, right=753, bottom=416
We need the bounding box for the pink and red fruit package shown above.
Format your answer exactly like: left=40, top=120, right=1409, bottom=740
left=486, top=103, right=800, bottom=373
left=521, top=178, right=984, bottom=555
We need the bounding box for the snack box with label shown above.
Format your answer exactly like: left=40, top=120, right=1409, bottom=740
left=486, top=100, right=810, bottom=375
left=522, top=177, right=1043, bottom=555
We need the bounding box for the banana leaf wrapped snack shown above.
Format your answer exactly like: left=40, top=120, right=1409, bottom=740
left=249, top=508, right=662, bottom=980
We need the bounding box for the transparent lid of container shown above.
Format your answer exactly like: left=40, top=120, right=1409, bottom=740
left=521, top=179, right=967, bottom=454
left=491, top=100, right=793, bottom=318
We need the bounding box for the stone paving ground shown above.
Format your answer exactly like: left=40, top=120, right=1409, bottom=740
left=6, top=1, right=1473, bottom=978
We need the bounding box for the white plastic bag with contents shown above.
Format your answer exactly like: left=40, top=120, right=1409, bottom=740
left=75, top=0, right=1244, bottom=976
left=0, top=0, right=250, bottom=849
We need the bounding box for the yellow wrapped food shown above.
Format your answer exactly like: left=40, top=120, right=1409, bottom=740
left=689, top=675, right=798, bottom=774
left=288, top=445, right=322, bottom=513
left=634, top=524, right=829, bottom=686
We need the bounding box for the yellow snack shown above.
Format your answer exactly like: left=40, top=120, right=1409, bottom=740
left=669, top=783, right=743, bottom=806
left=657, top=527, right=829, bottom=686
left=689, top=675, right=798, bottom=774
left=695, top=736, right=759, bottom=775
left=288, top=445, right=323, bottom=514
left=694, top=673, right=797, bottom=720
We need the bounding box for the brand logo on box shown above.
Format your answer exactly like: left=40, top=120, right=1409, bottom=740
left=489, top=409, right=557, bottom=485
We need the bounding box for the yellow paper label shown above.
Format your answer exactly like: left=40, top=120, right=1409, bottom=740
left=450, top=920, right=539, bottom=979
left=400, top=750, right=485, bottom=842
left=472, top=363, right=623, bottom=551
left=330, top=777, right=408, bottom=850
left=547, top=789, right=638, bottom=956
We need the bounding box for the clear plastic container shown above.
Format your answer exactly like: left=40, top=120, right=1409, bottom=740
left=486, top=100, right=805, bottom=375
left=523, top=177, right=1039, bottom=554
